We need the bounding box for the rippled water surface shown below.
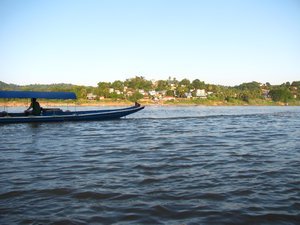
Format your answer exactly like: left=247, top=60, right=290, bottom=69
left=1, top=106, right=300, bottom=224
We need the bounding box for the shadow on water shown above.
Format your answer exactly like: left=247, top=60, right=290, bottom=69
left=28, top=123, right=44, bottom=129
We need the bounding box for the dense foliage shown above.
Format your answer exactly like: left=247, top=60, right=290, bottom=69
left=269, top=88, right=293, bottom=102
left=1, top=77, right=299, bottom=103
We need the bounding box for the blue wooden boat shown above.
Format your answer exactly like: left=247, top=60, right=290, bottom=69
left=0, top=91, right=144, bottom=123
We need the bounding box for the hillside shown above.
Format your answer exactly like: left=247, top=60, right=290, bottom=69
left=0, top=81, right=19, bottom=90
left=0, top=81, right=78, bottom=91
left=1, top=79, right=300, bottom=106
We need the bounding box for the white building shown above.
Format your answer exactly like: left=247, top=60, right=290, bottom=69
left=115, top=90, right=122, bottom=95
left=196, top=89, right=206, bottom=98
left=138, top=89, right=146, bottom=95
left=148, top=90, right=156, bottom=96
left=87, top=93, right=97, bottom=100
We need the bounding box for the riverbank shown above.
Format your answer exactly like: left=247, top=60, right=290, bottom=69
left=1, top=98, right=300, bottom=107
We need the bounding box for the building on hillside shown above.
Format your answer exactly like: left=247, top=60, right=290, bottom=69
left=262, top=89, right=270, bottom=98
left=290, top=86, right=298, bottom=99
left=158, top=90, right=167, bottom=96
left=148, top=90, right=156, bottom=96
left=87, top=93, right=97, bottom=100
left=126, top=90, right=134, bottom=97
left=170, top=84, right=176, bottom=90
left=185, top=92, right=192, bottom=98
left=195, top=89, right=206, bottom=98
left=115, top=90, right=122, bottom=95
left=138, top=89, right=146, bottom=95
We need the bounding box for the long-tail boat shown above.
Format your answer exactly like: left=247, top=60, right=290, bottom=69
left=0, top=91, right=144, bottom=123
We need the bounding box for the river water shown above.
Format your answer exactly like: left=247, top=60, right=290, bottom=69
left=0, top=106, right=299, bottom=224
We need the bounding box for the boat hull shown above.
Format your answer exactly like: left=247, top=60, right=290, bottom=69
left=0, top=105, right=144, bottom=124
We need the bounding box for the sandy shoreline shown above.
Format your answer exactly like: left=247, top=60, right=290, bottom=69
left=0, top=100, right=165, bottom=107
left=0, top=100, right=294, bottom=107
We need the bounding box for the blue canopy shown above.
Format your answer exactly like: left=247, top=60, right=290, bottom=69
left=0, top=91, right=77, bottom=99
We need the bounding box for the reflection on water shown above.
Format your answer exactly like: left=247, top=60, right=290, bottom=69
left=0, top=106, right=300, bottom=224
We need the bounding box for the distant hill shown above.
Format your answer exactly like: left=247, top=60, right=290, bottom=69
left=0, top=81, right=19, bottom=90
left=0, top=81, right=78, bottom=92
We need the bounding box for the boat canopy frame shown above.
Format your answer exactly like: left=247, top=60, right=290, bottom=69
left=0, top=91, right=77, bottom=100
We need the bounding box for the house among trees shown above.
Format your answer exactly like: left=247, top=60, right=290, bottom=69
left=195, top=89, right=206, bottom=98
left=115, top=90, right=122, bottom=95
left=126, top=90, right=134, bottom=97
left=138, top=89, right=146, bottom=95
left=148, top=90, right=156, bottom=96
left=262, top=89, right=270, bottom=99
left=87, top=93, right=97, bottom=100
left=185, top=92, right=192, bottom=98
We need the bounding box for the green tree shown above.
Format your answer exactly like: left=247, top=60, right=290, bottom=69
left=291, top=81, right=300, bottom=87
left=236, top=81, right=262, bottom=99
left=179, top=78, right=191, bottom=87
left=97, top=82, right=110, bottom=98
left=192, top=79, right=205, bottom=89
left=168, top=77, right=179, bottom=86
left=155, top=80, right=169, bottom=91
left=128, top=91, right=144, bottom=102
left=109, top=92, right=125, bottom=99
left=111, top=80, right=124, bottom=91
left=124, top=76, right=152, bottom=91
left=284, top=82, right=291, bottom=87
left=72, top=86, right=88, bottom=99
left=176, top=86, right=188, bottom=98
left=269, top=88, right=293, bottom=102
left=166, top=90, right=175, bottom=96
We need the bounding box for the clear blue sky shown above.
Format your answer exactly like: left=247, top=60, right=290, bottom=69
left=0, top=0, right=299, bottom=86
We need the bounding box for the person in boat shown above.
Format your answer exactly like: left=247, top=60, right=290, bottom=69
left=25, top=98, right=42, bottom=116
